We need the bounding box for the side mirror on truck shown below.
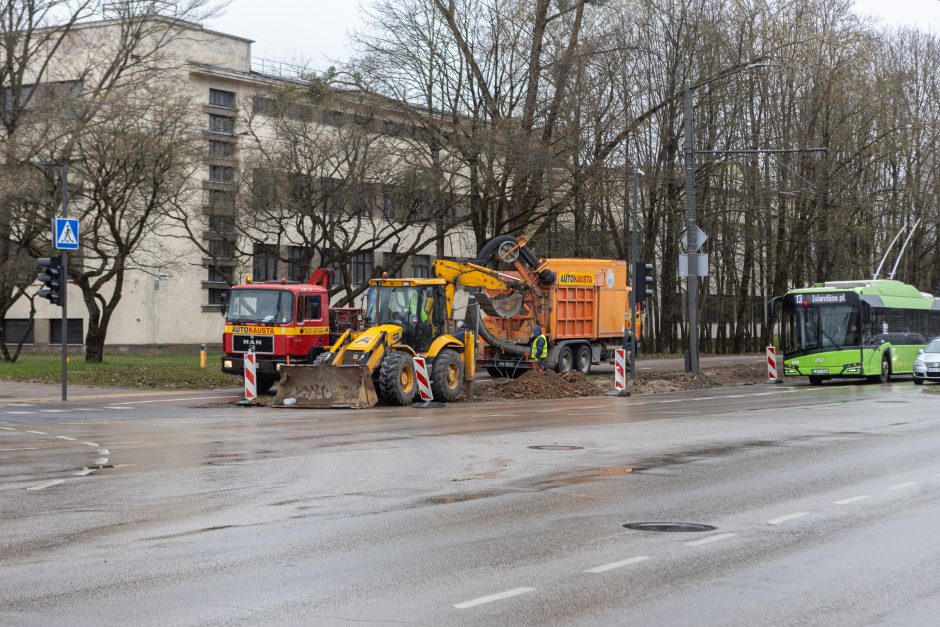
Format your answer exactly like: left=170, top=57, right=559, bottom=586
left=219, top=291, right=229, bottom=317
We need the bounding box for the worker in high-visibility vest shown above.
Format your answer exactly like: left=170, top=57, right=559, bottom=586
left=530, top=326, right=548, bottom=371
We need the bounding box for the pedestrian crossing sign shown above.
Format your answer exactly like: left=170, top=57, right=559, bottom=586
left=54, top=218, right=80, bottom=250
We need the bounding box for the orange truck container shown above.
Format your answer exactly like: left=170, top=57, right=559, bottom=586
left=479, top=258, right=639, bottom=376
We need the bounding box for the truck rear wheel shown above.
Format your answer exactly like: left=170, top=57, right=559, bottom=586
left=556, top=346, right=574, bottom=373
left=379, top=352, right=416, bottom=405
left=576, top=345, right=592, bottom=375
left=431, top=349, right=464, bottom=402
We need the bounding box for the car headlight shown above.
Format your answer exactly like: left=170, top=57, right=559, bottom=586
left=914, top=360, right=924, bottom=368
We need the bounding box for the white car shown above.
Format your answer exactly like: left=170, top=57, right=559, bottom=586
left=913, top=337, right=940, bottom=385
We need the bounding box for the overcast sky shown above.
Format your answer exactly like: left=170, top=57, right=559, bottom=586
left=206, top=0, right=940, bottom=72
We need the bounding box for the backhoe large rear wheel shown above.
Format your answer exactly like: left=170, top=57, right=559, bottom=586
left=379, top=352, right=417, bottom=405
left=431, top=349, right=464, bottom=402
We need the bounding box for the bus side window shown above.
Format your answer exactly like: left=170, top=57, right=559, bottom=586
left=299, top=295, right=322, bottom=322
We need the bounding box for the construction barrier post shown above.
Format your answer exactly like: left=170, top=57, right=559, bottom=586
left=413, top=356, right=434, bottom=406
left=766, top=345, right=781, bottom=383
left=200, top=343, right=206, bottom=369
left=244, top=348, right=257, bottom=402
left=607, top=348, right=631, bottom=397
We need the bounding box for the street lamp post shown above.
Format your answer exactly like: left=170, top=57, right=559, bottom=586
left=683, top=61, right=769, bottom=374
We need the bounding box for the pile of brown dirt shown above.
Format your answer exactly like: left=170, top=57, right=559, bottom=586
left=471, top=369, right=605, bottom=401
left=595, top=363, right=766, bottom=395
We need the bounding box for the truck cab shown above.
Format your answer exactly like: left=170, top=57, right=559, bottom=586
left=220, top=277, right=332, bottom=393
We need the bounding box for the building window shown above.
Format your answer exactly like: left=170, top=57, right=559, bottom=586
left=208, top=238, right=235, bottom=259
left=209, top=88, right=235, bottom=108
left=207, top=288, right=228, bottom=306
left=253, top=242, right=278, bottom=281
left=2, top=319, right=34, bottom=344
left=209, top=140, right=235, bottom=158
left=411, top=255, right=430, bottom=278
left=208, top=214, right=235, bottom=235
left=50, top=318, right=83, bottom=345
left=287, top=246, right=310, bottom=282
left=325, top=254, right=345, bottom=287
left=209, top=165, right=235, bottom=182
left=352, top=252, right=373, bottom=285
left=206, top=189, right=235, bottom=209
left=207, top=265, right=232, bottom=284
left=209, top=114, right=234, bottom=134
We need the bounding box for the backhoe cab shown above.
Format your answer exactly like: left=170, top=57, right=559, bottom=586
left=273, top=277, right=473, bottom=408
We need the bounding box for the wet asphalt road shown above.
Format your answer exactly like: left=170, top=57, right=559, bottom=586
left=1, top=378, right=939, bottom=626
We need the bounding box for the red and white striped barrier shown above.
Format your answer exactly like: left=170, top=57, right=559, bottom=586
left=244, top=349, right=257, bottom=401
left=614, top=348, right=627, bottom=391
left=766, top=345, right=779, bottom=383
left=414, top=356, right=433, bottom=402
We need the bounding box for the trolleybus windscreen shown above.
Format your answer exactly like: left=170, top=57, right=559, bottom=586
left=783, top=297, right=860, bottom=353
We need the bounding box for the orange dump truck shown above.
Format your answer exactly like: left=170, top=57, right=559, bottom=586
left=475, top=257, right=638, bottom=377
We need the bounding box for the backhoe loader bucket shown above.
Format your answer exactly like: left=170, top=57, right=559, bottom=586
left=475, top=292, right=524, bottom=318
left=273, top=364, right=378, bottom=409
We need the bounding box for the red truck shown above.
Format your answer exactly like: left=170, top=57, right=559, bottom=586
left=220, top=269, right=360, bottom=393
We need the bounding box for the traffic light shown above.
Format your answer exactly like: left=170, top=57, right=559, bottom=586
left=634, top=261, right=654, bottom=304
left=36, top=255, right=63, bottom=306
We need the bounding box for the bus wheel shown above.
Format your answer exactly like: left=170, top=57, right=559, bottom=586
left=809, top=376, right=824, bottom=386
left=880, top=354, right=891, bottom=383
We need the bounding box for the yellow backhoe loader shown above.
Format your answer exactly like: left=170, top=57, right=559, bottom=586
left=272, top=236, right=545, bottom=409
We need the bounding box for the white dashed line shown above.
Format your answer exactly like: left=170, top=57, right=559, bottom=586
left=0, top=426, right=15, bottom=431
left=83, top=442, right=99, bottom=447
left=8, top=411, right=35, bottom=415
left=104, top=406, right=131, bottom=410
left=56, top=435, right=77, bottom=441
left=8, top=404, right=36, bottom=407
left=97, top=448, right=110, bottom=455
left=26, top=430, right=48, bottom=435
left=38, top=409, right=68, bottom=413
left=585, top=555, right=651, bottom=573
left=768, top=512, right=809, bottom=525
left=73, top=468, right=97, bottom=476
left=889, top=481, right=919, bottom=490
left=454, top=587, right=536, bottom=609
left=685, top=533, right=737, bottom=547
left=26, top=479, right=65, bottom=491
left=834, top=495, right=871, bottom=505
left=0, top=447, right=38, bottom=452
left=657, top=400, right=682, bottom=404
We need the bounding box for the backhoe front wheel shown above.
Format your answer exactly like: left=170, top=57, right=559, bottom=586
left=379, top=352, right=417, bottom=405
left=431, top=349, right=465, bottom=402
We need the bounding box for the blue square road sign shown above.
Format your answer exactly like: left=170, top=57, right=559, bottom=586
left=54, top=218, right=79, bottom=250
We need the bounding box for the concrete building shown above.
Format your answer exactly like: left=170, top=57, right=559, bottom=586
left=6, top=15, right=476, bottom=352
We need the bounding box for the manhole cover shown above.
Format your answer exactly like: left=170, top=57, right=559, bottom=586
left=622, top=522, right=717, bottom=532
left=527, top=445, right=584, bottom=451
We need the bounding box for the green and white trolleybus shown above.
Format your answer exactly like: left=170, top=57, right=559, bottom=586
left=770, top=280, right=940, bottom=384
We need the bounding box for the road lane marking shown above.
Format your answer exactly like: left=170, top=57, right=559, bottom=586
left=27, top=479, right=65, bottom=491
left=768, top=512, right=809, bottom=525
left=585, top=555, right=650, bottom=573
left=39, top=409, right=67, bottom=413
left=0, top=426, right=15, bottom=431
left=95, top=457, right=109, bottom=465
left=75, top=408, right=95, bottom=411
left=657, top=400, right=682, bottom=404
left=83, top=441, right=99, bottom=447
left=0, top=447, right=38, bottom=452
left=834, top=495, right=871, bottom=505
left=108, top=395, right=238, bottom=405
left=454, top=587, right=535, bottom=609
left=104, top=406, right=132, bottom=410
left=8, top=404, right=36, bottom=407
left=73, top=468, right=97, bottom=476
left=8, top=411, right=35, bottom=415
left=26, top=430, right=48, bottom=435
left=97, top=448, right=110, bottom=455
left=889, top=481, right=919, bottom=490
left=56, top=436, right=77, bottom=441
left=685, top=533, right=737, bottom=547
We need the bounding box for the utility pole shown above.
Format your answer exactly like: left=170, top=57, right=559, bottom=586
left=58, top=163, right=69, bottom=402
left=683, top=83, right=699, bottom=374
left=630, top=166, right=644, bottom=384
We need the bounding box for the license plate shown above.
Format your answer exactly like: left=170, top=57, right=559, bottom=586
left=811, top=369, right=827, bottom=374
left=233, top=334, right=274, bottom=354
left=928, top=370, right=940, bottom=376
